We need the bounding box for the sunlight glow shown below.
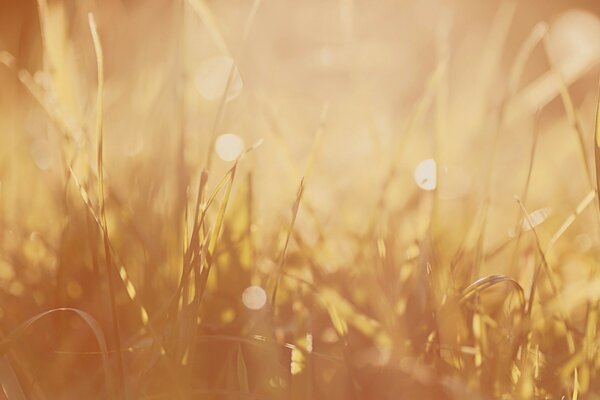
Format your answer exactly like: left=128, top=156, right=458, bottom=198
left=215, top=133, right=245, bottom=161
left=2, top=2, right=595, bottom=397
left=220, top=308, right=236, bottom=323
left=290, top=347, right=305, bottom=375
left=414, top=158, right=437, bottom=191
left=521, top=207, right=551, bottom=231
left=195, top=56, right=243, bottom=102
left=242, top=285, right=267, bottom=310
left=548, top=10, right=600, bottom=66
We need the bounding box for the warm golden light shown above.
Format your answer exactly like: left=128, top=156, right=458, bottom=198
left=242, top=285, right=267, bottom=310
left=414, top=158, right=437, bottom=191
left=1, top=1, right=600, bottom=398
left=195, top=56, right=243, bottom=102
left=214, top=133, right=245, bottom=161
left=521, top=207, right=551, bottom=231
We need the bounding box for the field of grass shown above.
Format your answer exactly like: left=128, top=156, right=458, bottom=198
left=1, top=0, right=600, bottom=399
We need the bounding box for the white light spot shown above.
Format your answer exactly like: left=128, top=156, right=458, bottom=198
left=521, top=207, right=551, bottom=231
left=215, top=133, right=244, bottom=162
left=414, top=158, right=437, bottom=191
left=242, top=285, right=267, bottom=310
left=195, top=56, right=243, bottom=102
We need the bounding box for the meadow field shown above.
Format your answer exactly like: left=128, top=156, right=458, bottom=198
left=1, top=0, right=600, bottom=398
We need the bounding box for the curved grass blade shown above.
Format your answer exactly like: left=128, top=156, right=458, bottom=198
left=0, top=308, right=114, bottom=397
left=460, top=274, right=525, bottom=311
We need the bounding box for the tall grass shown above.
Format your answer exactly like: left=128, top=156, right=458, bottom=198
left=0, top=1, right=600, bottom=399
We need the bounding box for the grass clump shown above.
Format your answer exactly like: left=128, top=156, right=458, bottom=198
left=1, top=1, right=600, bottom=399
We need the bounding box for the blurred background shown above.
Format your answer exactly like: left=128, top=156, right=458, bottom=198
left=1, top=0, right=600, bottom=398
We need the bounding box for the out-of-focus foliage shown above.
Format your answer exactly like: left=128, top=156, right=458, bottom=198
left=1, top=0, right=600, bottom=398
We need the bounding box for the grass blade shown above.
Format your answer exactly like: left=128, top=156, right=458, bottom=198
left=88, top=13, right=126, bottom=397
left=595, top=87, right=600, bottom=212
left=460, top=274, right=525, bottom=311
left=0, top=308, right=114, bottom=397
left=515, top=197, right=575, bottom=354
left=187, top=0, right=231, bottom=56
left=236, top=345, right=249, bottom=393
left=0, top=356, right=26, bottom=400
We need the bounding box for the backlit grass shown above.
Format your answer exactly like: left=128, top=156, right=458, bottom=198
left=1, top=1, right=600, bottom=399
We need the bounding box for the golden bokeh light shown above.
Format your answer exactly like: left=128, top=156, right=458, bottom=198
left=1, top=1, right=600, bottom=398
left=414, top=158, right=437, bottom=191
left=242, top=285, right=267, bottom=310
left=521, top=207, right=551, bottom=231
left=214, top=133, right=245, bottom=161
